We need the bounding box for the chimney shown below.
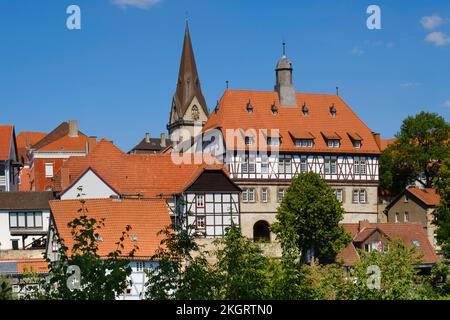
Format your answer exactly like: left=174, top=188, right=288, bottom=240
left=160, top=133, right=166, bottom=147
left=68, top=120, right=78, bottom=137
left=88, top=137, right=97, bottom=154
left=372, top=132, right=381, bottom=150
left=358, top=220, right=371, bottom=232
left=145, top=132, right=150, bottom=143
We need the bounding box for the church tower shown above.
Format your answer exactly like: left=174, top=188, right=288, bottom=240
left=274, top=44, right=297, bottom=107
left=167, top=21, right=209, bottom=143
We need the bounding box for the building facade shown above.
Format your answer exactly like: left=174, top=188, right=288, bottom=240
left=0, top=125, right=20, bottom=192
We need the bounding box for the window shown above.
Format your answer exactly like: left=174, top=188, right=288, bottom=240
left=248, top=158, right=256, bottom=174
left=52, top=235, right=58, bottom=252
left=196, top=216, right=206, bottom=229
left=295, top=139, right=313, bottom=147
left=45, top=163, right=54, bottom=178
left=242, top=189, right=248, bottom=202
left=0, top=163, right=5, bottom=176
left=196, top=194, right=205, bottom=208
left=353, top=140, right=361, bottom=148
left=334, top=189, right=343, bottom=203
left=279, top=159, right=292, bottom=174
left=300, top=159, right=307, bottom=173
left=9, top=212, right=43, bottom=229
left=242, top=158, right=248, bottom=174
left=327, top=139, right=340, bottom=148
left=11, top=240, right=19, bottom=250
left=261, top=188, right=268, bottom=203
left=261, top=159, right=268, bottom=173
left=359, top=190, right=366, bottom=204
left=245, top=136, right=254, bottom=145
left=395, top=212, right=400, bottom=223
left=248, top=189, right=255, bottom=202
left=136, top=261, right=145, bottom=271
left=404, top=212, right=409, bottom=223
left=353, top=190, right=359, bottom=204
left=354, top=159, right=367, bottom=175
left=404, top=195, right=409, bottom=203
left=277, top=189, right=286, bottom=203
left=412, top=240, right=420, bottom=248
left=324, top=159, right=337, bottom=174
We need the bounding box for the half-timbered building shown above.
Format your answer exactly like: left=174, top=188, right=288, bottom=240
left=184, top=52, right=382, bottom=240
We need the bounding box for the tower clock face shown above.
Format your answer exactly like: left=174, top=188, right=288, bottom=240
left=191, top=105, right=200, bottom=120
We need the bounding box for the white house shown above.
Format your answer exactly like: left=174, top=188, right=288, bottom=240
left=0, top=191, right=54, bottom=252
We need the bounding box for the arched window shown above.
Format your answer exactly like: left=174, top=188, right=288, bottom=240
left=253, top=220, right=270, bottom=243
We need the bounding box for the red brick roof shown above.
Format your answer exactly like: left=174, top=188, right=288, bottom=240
left=380, top=138, right=397, bottom=151
left=16, top=131, right=47, bottom=163
left=203, top=90, right=381, bottom=154
left=55, top=139, right=225, bottom=197
left=32, top=122, right=94, bottom=152
left=407, top=188, right=441, bottom=206
left=0, top=125, right=14, bottom=161
left=338, top=222, right=438, bottom=266
left=49, top=198, right=171, bottom=259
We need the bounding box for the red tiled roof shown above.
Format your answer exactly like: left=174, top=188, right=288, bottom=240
left=380, top=138, right=397, bottom=151
left=54, top=139, right=225, bottom=197
left=0, top=125, right=14, bottom=160
left=32, top=122, right=94, bottom=152
left=203, top=90, right=381, bottom=154
left=16, top=131, right=47, bottom=163
left=338, top=222, right=438, bottom=266
left=49, top=198, right=171, bottom=259
left=407, top=188, right=441, bottom=206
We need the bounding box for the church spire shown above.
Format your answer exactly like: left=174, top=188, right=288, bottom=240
left=171, top=21, right=208, bottom=122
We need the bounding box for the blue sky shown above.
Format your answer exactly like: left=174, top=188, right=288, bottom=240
left=0, top=0, right=449, bottom=151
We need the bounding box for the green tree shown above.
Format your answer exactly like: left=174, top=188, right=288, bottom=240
left=434, top=158, right=450, bottom=259
left=212, top=225, right=272, bottom=299
left=0, top=276, right=13, bottom=300
left=25, top=197, right=139, bottom=300
left=271, top=172, right=351, bottom=264
left=345, top=239, right=428, bottom=300
left=145, top=215, right=216, bottom=300
left=380, top=112, right=450, bottom=191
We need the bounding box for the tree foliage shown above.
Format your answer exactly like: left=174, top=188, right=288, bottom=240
left=434, top=158, right=450, bottom=259
left=0, top=276, right=13, bottom=300
left=271, top=172, right=351, bottom=264
left=380, top=112, right=450, bottom=191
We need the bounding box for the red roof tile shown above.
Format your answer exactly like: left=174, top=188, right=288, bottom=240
left=54, top=139, right=225, bottom=198
left=16, top=131, right=47, bottom=163
left=339, top=222, right=438, bottom=266
left=0, top=125, right=14, bottom=160
left=407, top=188, right=441, bottom=206
left=204, top=90, right=381, bottom=154
left=380, top=138, right=397, bottom=151
left=49, top=198, right=171, bottom=259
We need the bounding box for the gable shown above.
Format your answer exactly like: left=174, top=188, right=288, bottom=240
left=59, top=168, right=119, bottom=200
left=185, top=169, right=241, bottom=193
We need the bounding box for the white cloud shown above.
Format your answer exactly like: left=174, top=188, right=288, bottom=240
left=400, top=82, right=422, bottom=88
left=443, top=100, right=450, bottom=108
left=425, top=31, right=450, bottom=46
left=421, top=14, right=445, bottom=30
left=112, top=0, right=161, bottom=9
left=350, top=46, right=364, bottom=56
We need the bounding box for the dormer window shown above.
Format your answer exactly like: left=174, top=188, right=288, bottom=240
left=353, top=140, right=361, bottom=148
left=295, top=139, right=313, bottom=147
left=302, top=103, right=309, bottom=116
left=348, top=133, right=363, bottom=149
left=327, top=139, right=340, bottom=148
left=329, top=104, right=337, bottom=117
left=271, top=103, right=278, bottom=115
left=246, top=100, right=254, bottom=113
left=245, top=136, right=254, bottom=145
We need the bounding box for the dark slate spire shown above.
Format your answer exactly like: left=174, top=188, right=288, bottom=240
left=172, top=21, right=208, bottom=120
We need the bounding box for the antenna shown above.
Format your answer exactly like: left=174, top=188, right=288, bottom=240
left=185, top=10, right=189, bottom=22
left=336, top=86, right=339, bottom=96
left=226, top=80, right=229, bottom=89
left=282, top=40, right=286, bottom=56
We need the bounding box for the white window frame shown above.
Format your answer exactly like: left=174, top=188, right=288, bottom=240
left=359, top=189, right=366, bottom=204
left=261, top=188, right=268, bottom=203
left=404, top=211, right=409, bottom=223
left=45, top=162, right=54, bottom=178
left=327, top=139, right=340, bottom=148
left=300, top=159, right=307, bottom=173
left=196, top=215, right=206, bottom=229
left=196, top=194, right=205, bottom=208
left=248, top=189, right=255, bottom=202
